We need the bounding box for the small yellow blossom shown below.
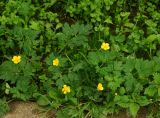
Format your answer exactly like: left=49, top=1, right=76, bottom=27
left=12, top=56, right=21, bottom=64
left=97, top=83, right=104, bottom=91
left=101, top=42, right=110, bottom=51
left=62, top=85, right=71, bottom=94
left=53, top=58, right=59, bottom=66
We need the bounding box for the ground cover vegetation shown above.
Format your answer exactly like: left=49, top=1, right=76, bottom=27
left=0, top=0, right=160, bottom=117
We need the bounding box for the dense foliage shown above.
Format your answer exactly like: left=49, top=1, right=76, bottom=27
left=1, top=0, right=160, bottom=117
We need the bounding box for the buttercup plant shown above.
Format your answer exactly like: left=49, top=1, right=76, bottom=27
left=0, top=0, right=160, bottom=118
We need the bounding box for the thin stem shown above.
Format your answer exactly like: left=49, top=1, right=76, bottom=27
left=65, top=53, right=74, bottom=66
left=79, top=52, right=90, bottom=64
left=85, top=111, right=90, bottom=118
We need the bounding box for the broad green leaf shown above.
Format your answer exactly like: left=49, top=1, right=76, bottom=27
left=145, top=20, right=157, bottom=27
left=136, top=96, right=149, bottom=106
left=124, top=74, right=136, bottom=92
left=153, top=73, right=160, bottom=84
left=56, top=108, right=72, bottom=118
left=56, top=78, right=64, bottom=87
left=37, top=95, right=50, bottom=106
left=129, top=103, right=140, bottom=118
left=123, top=59, right=135, bottom=73
left=69, top=98, right=77, bottom=105
left=120, top=12, right=130, bottom=17
left=58, top=23, right=91, bottom=49
left=45, top=53, right=55, bottom=65
left=44, top=0, right=57, bottom=8
left=29, top=21, right=41, bottom=30
left=108, top=82, right=120, bottom=91
left=119, top=87, right=125, bottom=95
left=17, top=2, right=33, bottom=17
left=144, top=85, right=157, bottom=96
left=113, top=61, right=122, bottom=71
left=144, top=34, right=159, bottom=43
left=56, top=23, right=63, bottom=29
left=72, top=62, right=85, bottom=72
left=124, top=22, right=134, bottom=28
left=5, top=89, right=9, bottom=95
left=104, top=17, right=112, bottom=24
left=16, top=78, right=30, bottom=92
left=114, top=95, right=130, bottom=108
left=0, top=61, right=19, bottom=83
left=135, top=59, right=154, bottom=78
left=39, top=74, right=48, bottom=82
left=48, top=89, right=59, bottom=99
left=88, top=51, right=100, bottom=65
left=0, top=99, right=10, bottom=117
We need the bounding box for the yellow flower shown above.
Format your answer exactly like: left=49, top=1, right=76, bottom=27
left=97, top=83, right=104, bottom=91
left=62, top=85, right=71, bottom=94
left=101, top=42, right=110, bottom=51
left=53, top=58, right=59, bottom=66
left=12, top=56, right=21, bottom=64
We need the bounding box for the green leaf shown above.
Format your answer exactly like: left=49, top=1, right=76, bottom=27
left=48, top=89, right=59, bottom=100
left=124, top=74, right=136, bottom=92
left=16, top=78, right=30, bottom=92
left=136, top=96, right=149, bottom=106
left=0, top=61, right=19, bottom=83
left=153, top=73, right=160, bottom=84
left=88, top=51, right=100, bottom=65
left=144, top=85, right=157, bottom=96
left=0, top=99, right=10, bottom=117
left=120, top=12, right=130, bottom=17
left=69, top=98, right=77, bottom=105
left=119, top=87, right=125, bottom=95
left=124, top=22, right=134, bottom=28
left=56, top=108, right=71, bottom=118
left=114, top=95, right=130, bottom=108
left=158, top=88, right=160, bottom=96
left=5, top=89, right=9, bottom=95
left=56, top=23, right=63, bottom=29
left=44, top=0, right=57, bottom=8
left=144, top=34, right=159, bottom=43
left=113, top=61, right=123, bottom=71
left=29, top=20, right=42, bottom=30
left=123, top=59, right=135, bottom=73
left=72, top=62, right=85, bottom=71
left=58, top=23, right=91, bottom=49
left=108, top=81, right=120, bottom=91
left=56, top=78, right=64, bottom=87
left=129, top=103, right=139, bottom=118
left=97, top=67, right=109, bottom=76
left=37, top=95, right=50, bottom=106
left=135, top=59, right=154, bottom=78
left=17, top=2, right=33, bottom=17
left=39, top=74, right=48, bottom=82
left=45, top=53, right=55, bottom=65
left=104, top=17, right=112, bottom=24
